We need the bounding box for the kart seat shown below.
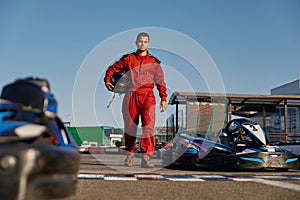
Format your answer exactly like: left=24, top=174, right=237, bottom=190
left=1, top=80, right=45, bottom=111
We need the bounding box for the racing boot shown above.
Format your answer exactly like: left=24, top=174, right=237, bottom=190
left=141, top=154, right=154, bottom=168
left=124, top=153, right=134, bottom=167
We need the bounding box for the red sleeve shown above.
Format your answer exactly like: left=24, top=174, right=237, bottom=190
left=104, top=57, right=126, bottom=83
left=154, top=63, right=167, bottom=102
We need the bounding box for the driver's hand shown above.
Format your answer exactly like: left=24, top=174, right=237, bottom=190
left=160, top=101, right=167, bottom=112
left=105, top=82, right=114, bottom=91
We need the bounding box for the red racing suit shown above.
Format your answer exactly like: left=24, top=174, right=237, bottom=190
left=104, top=51, right=167, bottom=156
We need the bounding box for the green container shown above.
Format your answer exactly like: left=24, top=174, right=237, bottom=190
left=67, top=126, right=113, bottom=146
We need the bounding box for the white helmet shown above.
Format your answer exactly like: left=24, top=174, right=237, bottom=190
left=111, top=72, right=129, bottom=94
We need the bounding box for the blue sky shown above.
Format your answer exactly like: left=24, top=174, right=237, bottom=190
left=0, top=0, right=299, bottom=127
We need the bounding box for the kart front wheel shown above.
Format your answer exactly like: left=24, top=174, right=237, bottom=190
left=191, top=156, right=202, bottom=168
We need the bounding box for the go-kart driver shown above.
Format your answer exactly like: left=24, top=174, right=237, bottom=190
left=104, top=32, right=167, bottom=168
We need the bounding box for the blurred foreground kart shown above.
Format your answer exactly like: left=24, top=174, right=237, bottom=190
left=0, top=77, right=80, bottom=200
left=162, top=118, right=299, bottom=171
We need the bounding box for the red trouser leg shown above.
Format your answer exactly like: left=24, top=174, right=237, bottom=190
left=122, top=93, right=139, bottom=154
left=122, top=90, right=156, bottom=156
left=139, top=91, right=156, bottom=156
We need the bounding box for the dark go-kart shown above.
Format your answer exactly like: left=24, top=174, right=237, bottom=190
left=162, top=118, right=299, bottom=171
left=0, top=77, right=80, bottom=200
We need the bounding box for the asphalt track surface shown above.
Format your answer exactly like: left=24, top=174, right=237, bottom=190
left=76, top=154, right=300, bottom=200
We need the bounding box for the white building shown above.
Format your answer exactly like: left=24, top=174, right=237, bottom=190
left=271, top=79, right=300, bottom=95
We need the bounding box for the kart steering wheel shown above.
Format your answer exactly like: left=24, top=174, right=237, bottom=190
left=224, top=120, right=241, bottom=137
